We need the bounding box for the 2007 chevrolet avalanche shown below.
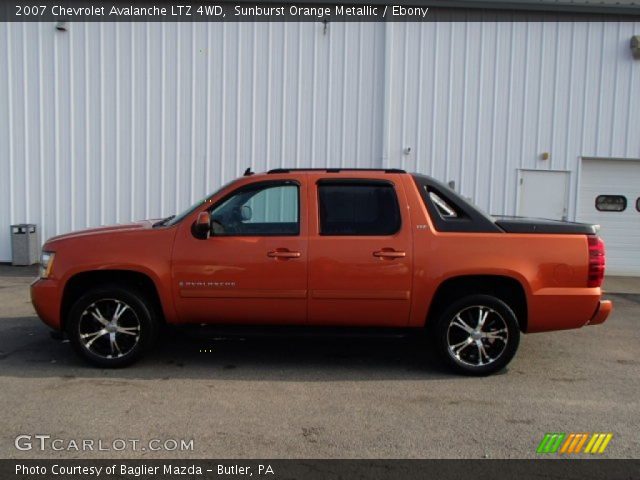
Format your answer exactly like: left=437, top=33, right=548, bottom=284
left=31, top=169, right=612, bottom=375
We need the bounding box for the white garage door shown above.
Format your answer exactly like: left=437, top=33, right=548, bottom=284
left=578, top=158, right=640, bottom=276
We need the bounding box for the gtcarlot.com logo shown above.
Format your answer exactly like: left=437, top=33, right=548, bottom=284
left=15, top=435, right=194, bottom=452
left=537, top=432, right=613, bottom=455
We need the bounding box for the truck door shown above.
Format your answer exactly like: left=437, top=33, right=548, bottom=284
left=171, top=177, right=308, bottom=325
left=307, top=174, right=413, bottom=327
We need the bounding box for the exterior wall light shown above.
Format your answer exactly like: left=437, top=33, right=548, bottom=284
left=55, top=22, right=68, bottom=32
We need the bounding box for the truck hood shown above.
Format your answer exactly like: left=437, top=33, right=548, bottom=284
left=45, top=220, right=159, bottom=244
left=493, top=216, right=598, bottom=235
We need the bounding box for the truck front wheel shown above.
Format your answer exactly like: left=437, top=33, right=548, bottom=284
left=66, top=285, right=158, bottom=368
left=433, top=294, right=520, bottom=376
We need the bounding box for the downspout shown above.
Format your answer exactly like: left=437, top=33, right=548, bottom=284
left=381, top=21, right=393, bottom=169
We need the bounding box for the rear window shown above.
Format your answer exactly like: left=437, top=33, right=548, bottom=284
left=318, top=182, right=401, bottom=236
left=411, top=174, right=501, bottom=233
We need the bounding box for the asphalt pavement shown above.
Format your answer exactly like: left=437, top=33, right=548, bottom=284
left=0, top=268, right=638, bottom=459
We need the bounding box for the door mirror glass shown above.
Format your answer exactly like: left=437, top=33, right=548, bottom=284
left=193, top=211, right=211, bottom=239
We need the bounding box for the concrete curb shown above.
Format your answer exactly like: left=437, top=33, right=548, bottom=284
left=603, top=276, right=640, bottom=295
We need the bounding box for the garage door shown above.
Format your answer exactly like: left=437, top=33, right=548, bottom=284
left=578, top=158, right=640, bottom=276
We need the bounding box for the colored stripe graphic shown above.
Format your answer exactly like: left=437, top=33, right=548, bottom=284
left=537, top=433, right=565, bottom=454
left=574, top=434, right=589, bottom=453
left=538, top=433, right=613, bottom=454
left=585, top=433, right=613, bottom=454
left=560, top=433, right=589, bottom=454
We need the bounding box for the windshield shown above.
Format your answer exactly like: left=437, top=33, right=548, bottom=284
left=161, top=180, right=238, bottom=227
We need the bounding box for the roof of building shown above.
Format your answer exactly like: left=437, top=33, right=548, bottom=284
left=419, top=0, right=640, bottom=14
left=309, top=0, right=640, bottom=15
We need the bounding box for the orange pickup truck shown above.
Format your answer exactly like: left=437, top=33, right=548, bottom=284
left=31, top=169, right=611, bottom=375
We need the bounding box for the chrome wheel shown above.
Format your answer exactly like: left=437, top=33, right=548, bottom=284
left=446, top=305, right=509, bottom=367
left=78, top=299, right=141, bottom=359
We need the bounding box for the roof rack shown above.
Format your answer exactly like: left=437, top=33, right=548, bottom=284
left=267, top=168, right=406, bottom=174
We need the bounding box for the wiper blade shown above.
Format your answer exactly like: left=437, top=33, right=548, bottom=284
left=153, top=215, right=175, bottom=227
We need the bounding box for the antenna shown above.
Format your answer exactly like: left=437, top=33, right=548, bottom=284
left=243, top=167, right=254, bottom=176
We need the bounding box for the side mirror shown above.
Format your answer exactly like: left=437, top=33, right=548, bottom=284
left=241, top=205, right=252, bottom=222
left=193, top=211, right=211, bottom=239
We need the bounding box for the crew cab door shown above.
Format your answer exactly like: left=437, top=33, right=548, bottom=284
left=307, top=174, right=413, bottom=327
left=171, top=177, right=308, bottom=324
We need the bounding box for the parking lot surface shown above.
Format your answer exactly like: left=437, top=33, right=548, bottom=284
left=0, top=268, right=638, bottom=459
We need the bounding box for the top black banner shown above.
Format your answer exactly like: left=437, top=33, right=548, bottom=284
left=2, top=0, right=640, bottom=22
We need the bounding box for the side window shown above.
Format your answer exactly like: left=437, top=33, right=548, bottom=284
left=595, top=195, right=626, bottom=212
left=210, top=183, right=299, bottom=236
left=318, top=182, right=401, bottom=236
left=428, top=190, right=458, bottom=218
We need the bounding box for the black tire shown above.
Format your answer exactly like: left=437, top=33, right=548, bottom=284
left=66, top=285, right=158, bottom=368
left=432, top=294, right=520, bottom=376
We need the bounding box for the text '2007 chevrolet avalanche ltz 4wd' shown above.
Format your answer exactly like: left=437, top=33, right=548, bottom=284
left=31, top=169, right=612, bottom=375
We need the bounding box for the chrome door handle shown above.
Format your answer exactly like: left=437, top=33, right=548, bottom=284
left=267, top=250, right=301, bottom=259
left=373, top=250, right=406, bottom=259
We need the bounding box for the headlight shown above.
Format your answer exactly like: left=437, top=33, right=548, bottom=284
left=39, top=252, right=55, bottom=278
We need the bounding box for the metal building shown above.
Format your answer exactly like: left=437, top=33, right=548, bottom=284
left=1, top=5, right=640, bottom=273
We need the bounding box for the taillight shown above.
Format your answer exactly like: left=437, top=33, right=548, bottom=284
left=587, top=236, right=605, bottom=288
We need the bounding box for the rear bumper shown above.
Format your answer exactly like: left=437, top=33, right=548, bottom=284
left=527, top=287, right=611, bottom=333
left=586, top=300, right=613, bottom=326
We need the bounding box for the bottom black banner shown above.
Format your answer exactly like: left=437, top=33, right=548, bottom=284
left=3, top=460, right=640, bottom=480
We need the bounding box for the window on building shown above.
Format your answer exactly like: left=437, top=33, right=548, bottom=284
left=210, top=182, right=299, bottom=236
left=318, top=182, right=401, bottom=236
left=595, top=195, right=626, bottom=212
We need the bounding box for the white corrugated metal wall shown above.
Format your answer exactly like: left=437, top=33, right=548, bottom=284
left=383, top=21, right=640, bottom=221
left=0, top=21, right=385, bottom=261
left=1, top=20, right=639, bottom=261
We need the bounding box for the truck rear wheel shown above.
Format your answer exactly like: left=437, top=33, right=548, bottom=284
left=433, top=294, right=520, bottom=376
left=66, top=285, right=158, bottom=368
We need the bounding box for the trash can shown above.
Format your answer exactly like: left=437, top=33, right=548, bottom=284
left=11, top=224, right=39, bottom=266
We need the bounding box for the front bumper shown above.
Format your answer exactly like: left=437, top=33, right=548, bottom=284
left=30, top=278, right=62, bottom=330
left=586, top=300, right=613, bottom=326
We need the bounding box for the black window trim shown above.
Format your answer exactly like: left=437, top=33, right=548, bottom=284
left=316, top=178, right=396, bottom=187
left=316, top=179, right=402, bottom=236
left=206, top=179, right=301, bottom=237
left=595, top=194, right=627, bottom=213
left=412, top=174, right=501, bottom=233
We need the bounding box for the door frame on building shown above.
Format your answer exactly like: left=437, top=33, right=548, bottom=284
left=515, top=169, right=571, bottom=221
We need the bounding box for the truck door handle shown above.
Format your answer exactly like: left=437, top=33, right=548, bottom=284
left=267, top=250, right=301, bottom=259
left=373, top=250, right=406, bottom=259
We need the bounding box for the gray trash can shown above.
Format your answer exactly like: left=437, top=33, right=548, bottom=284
left=11, top=224, right=39, bottom=266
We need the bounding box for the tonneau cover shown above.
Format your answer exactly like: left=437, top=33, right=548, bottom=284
left=494, top=216, right=597, bottom=235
